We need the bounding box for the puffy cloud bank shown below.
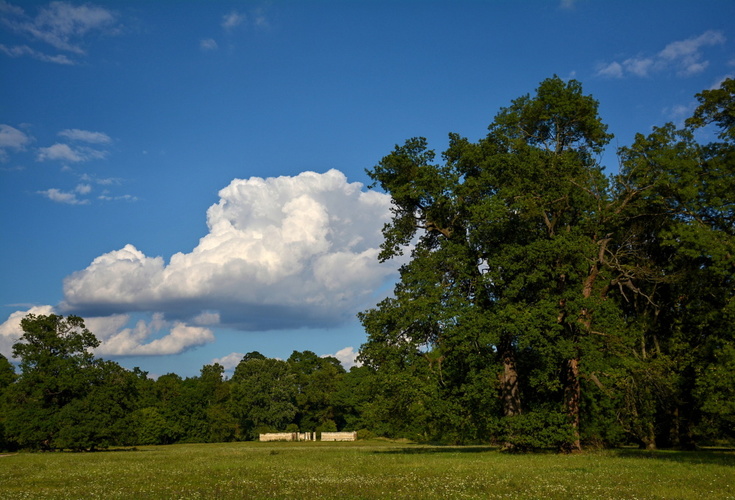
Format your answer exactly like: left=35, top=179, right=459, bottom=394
left=0, top=309, right=214, bottom=358
left=0, top=305, right=55, bottom=358
left=1, top=169, right=397, bottom=358
left=62, top=169, right=396, bottom=331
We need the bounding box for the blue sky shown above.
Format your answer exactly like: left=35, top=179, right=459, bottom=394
left=1, top=0, right=733, bottom=377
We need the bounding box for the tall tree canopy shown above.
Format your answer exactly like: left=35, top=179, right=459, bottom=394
left=360, top=76, right=735, bottom=450
left=4, top=314, right=120, bottom=450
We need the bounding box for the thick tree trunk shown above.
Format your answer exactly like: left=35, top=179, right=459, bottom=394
left=498, top=333, right=521, bottom=418
left=562, top=357, right=582, bottom=453
left=677, top=374, right=699, bottom=450
left=639, top=421, right=657, bottom=450
left=497, top=333, right=521, bottom=451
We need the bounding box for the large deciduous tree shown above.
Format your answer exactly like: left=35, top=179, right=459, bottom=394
left=360, top=76, right=735, bottom=451
left=360, top=76, right=617, bottom=450
left=5, top=314, right=102, bottom=450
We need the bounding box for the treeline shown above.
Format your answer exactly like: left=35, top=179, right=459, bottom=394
left=0, top=315, right=381, bottom=451
left=1, top=77, right=734, bottom=453
left=4, top=331, right=425, bottom=451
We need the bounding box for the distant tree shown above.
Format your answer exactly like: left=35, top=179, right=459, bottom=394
left=240, top=351, right=267, bottom=362
left=53, top=360, right=139, bottom=450
left=0, top=354, right=16, bottom=451
left=186, top=363, right=236, bottom=443
left=0, top=354, right=14, bottom=390
left=287, top=351, right=345, bottom=431
left=331, top=365, right=376, bottom=432
left=230, top=357, right=297, bottom=439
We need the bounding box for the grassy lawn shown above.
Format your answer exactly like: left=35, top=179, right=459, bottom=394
left=1, top=441, right=733, bottom=499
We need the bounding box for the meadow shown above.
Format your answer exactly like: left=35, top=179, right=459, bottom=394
left=1, top=441, right=733, bottom=499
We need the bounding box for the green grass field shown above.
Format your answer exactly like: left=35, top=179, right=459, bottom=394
left=1, top=441, right=733, bottom=499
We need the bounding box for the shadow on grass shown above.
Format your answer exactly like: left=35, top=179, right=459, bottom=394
left=373, top=445, right=735, bottom=466
left=63, top=447, right=146, bottom=453
left=374, top=445, right=498, bottom=454
left=608, top=448, right=735, bottom=467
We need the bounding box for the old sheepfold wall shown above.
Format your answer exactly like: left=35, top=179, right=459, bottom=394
left=320, top=432, right=357, bottom=442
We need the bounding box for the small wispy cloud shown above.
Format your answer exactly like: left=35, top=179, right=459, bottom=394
left=80, top=173, right=122, bottom=185
left=98, top=192, right=138, bottom=202
left=251, top=8, right=269, bottom=29
left=0, top=43, right=74, bottom=64
left=596, top=30, right=725, bottom=79
left=58, top=128, right=111, bottom=144
left=0, top=1, right=119, bottom=63
left=596, top=61, right=623, bottom=78
left=37, top=187, right=90, bottom=205
left=37, top=142, right=107, bottom=163
left=200, top=38, right=218, bottom=51
left=32, top=127, right=133, bottom=203
left=0, top=123, right=33, bottom=161
left=222, top=10, right=245, bottom=30
left=36, top=128, right=111, bottom=163
left=200, top=8, right=269, bottom=53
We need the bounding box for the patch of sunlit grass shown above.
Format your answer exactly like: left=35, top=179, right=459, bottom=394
left=1, top=442, right=733, bottom=499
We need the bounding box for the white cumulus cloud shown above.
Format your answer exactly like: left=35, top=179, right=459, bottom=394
left=61, top=169, right=399, bottom=330
left=0, top=308, right=214, bottom=358
left=212, top=352, right=245, bottom=373
left=0, top=305, right=56, bottom=358
left=324, top=346, right=362, bottom=370
left=91, top=313, right=214, bottom=356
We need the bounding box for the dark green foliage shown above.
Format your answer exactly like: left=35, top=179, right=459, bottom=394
left=287, top=350, right=345, bottom=432
left=0, top=354, right=16, bottom=451
left=191, top=363, right=237, bottom=443
left=501, top=411, right=576, bottom=451
left=130, top=407, right=182, bottom=445
left=0, top=354, right=14, bottom=389
left=331, top=365, right=377, bottom=431
left=5, top=315, right=102, bottom=450
left=230, top=356, right=298, bottom=440
left=358, top=76, right=735, bottom=451
left=360, top=76, right=616, bottom=449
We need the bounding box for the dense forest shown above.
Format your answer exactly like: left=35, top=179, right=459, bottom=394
left=1, top=77, right=733, bottom=452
